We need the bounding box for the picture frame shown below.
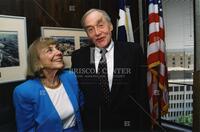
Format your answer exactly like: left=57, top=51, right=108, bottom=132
left=0, top=15, right=28, bottom=84
left=41, top=26, right=89, bottom=68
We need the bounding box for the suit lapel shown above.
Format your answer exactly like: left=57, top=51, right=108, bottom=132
left=60, top=75, right=79, bottom=112
left=35, top=79, right=62, bottom=127
left=85, top=46, right=96, bottom=70
left=111, top=43, right=130, bottom=103
left=111, top=42, right=125, bottom=101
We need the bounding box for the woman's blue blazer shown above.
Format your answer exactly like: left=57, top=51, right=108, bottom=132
left=13, top=71, right=84, bottom=132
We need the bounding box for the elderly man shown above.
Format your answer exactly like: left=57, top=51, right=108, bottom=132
left=72, top=9, right=151, bottom=131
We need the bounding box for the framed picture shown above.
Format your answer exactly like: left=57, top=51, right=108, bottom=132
left=0, top=15, right=28, bottom=84
left=41, top=27, right=89, bottom=68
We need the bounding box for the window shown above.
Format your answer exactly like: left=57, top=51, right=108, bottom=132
left=161, top=0, right=194, bottom=127
left=169, top=86, right=173, bottom=91
left=180, top=86, right=184, bottom=91
left=174, top=86, right=179, bottom=92
left=187, top=86, right=191, bottom=91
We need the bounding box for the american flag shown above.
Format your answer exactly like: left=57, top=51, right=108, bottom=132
left=147, top=0, right=169, bottom=125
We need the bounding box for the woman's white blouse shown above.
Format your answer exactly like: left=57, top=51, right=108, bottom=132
left=45, top=83, right=76, bottom=129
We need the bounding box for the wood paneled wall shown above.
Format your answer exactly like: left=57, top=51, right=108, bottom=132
left=0, top=0, right=140, bottom=130
left=0, top=0, right=139, bottom=44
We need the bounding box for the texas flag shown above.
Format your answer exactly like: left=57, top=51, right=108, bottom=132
left=117, top=0, right=134, bottom=42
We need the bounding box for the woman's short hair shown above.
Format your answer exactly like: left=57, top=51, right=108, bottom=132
left=81, top=8, right=112, bottom=28
left=27, top=37, right=59, bottom=78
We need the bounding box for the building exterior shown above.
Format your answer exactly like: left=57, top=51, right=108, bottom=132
left=167, top=49, right=194, bottom=69
left=162, top=79, right=193, bottom=125
left=162, top=50, right=193, bottom=126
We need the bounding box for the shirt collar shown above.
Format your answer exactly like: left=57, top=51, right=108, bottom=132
left=95, top=40, right=114, bottom=54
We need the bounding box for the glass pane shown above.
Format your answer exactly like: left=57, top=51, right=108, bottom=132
left=161, top=0, right=194, bottom=127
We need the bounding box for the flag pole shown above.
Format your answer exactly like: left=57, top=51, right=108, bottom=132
left=98, top=0, right=101, bottom=9
left=157, top=68, right=162, bottom=129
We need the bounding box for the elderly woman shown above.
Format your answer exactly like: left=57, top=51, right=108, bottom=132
left=13, top=37, right=84, bottom=132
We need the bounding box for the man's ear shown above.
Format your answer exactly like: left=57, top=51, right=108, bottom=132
left=110, top=23, right=113, bottom=31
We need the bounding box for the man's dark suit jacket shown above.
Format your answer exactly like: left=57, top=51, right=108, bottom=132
left=71, top=41, right=151, bottom=131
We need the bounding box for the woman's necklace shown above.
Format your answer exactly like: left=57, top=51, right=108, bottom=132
left=41, top=78, right=61, bottom=89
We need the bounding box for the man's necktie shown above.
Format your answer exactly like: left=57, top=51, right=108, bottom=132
left=97, top=48, right=110, bottom=106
